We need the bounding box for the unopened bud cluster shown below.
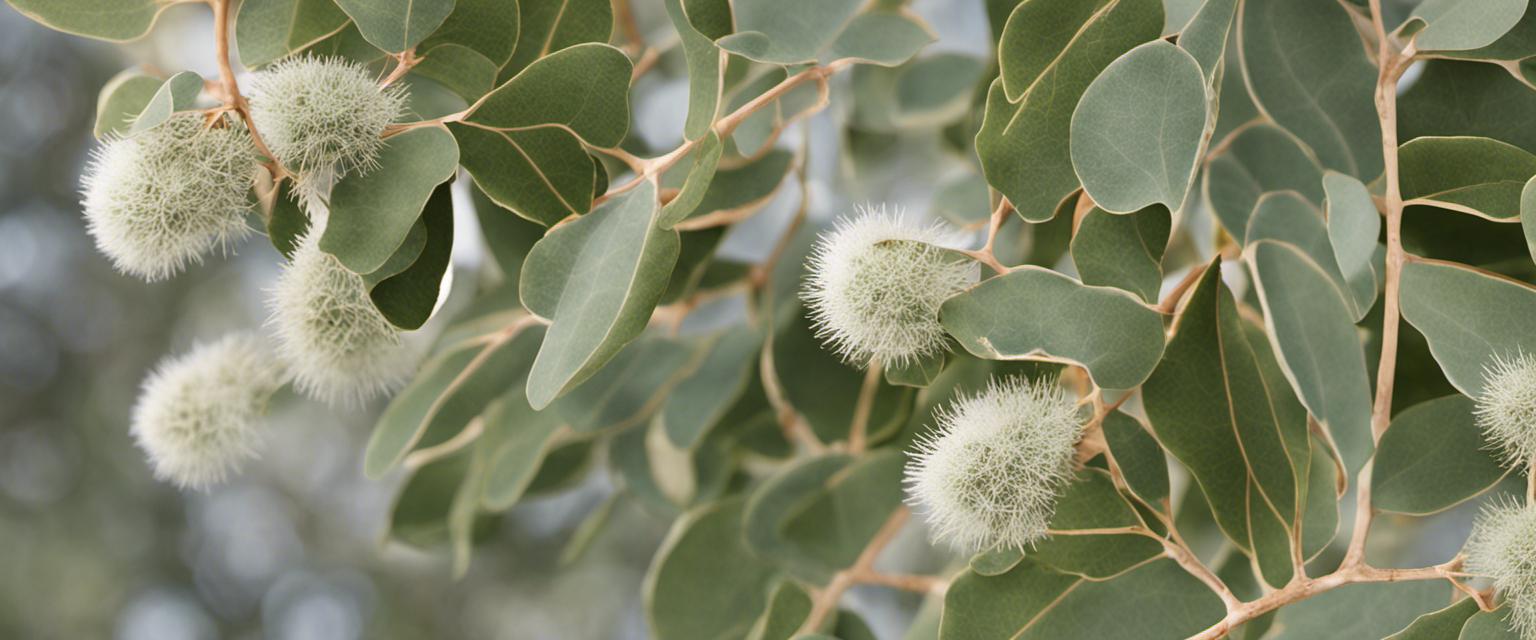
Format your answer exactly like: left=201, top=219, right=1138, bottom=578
left=904, top=376, right=1085, bottom=551
left=81, top=56, right=417, bottom=489
left=802, top=206, right=976, bottom=368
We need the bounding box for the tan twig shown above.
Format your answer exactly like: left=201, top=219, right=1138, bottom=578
left=207, top=0, right=289, bottom=181
left=1341, top=0, right=1416, bottom=572
left=847, top=360, right=883, bottom=453
left=799, top=508, right=911, bottom=634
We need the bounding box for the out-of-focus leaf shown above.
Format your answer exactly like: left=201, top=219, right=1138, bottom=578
left=552, top=336, right=697, bottom=433
left=480, top=391, right=564, bottom=509
left=665, top=0, right=725, bottom=140
left=645, top=498, right=778, bottom=640
left=93, top=70, right=162, bottom=139
left=780, top=451, right=906, bottom=570
left=661, top=326, right=761, bottom=448
left=771, top=305, right=912, bottom=444
left=1176, top=0, right=1236, bottom=82
left=125, top=71, right=201, bottom=135
left=825, top=11, right=934, bottom=67
left=746, top=580, right=813, bottom=640
left=364, top=321, right=545, bottom=477
left=659, top=132, right=723, bottom=229
left=715, top=0, right=861, bottom=65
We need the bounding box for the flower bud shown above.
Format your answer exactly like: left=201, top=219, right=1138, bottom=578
left=131, top=332, right=285, bottom=489
left=1477, top=351, right=1536, bottom=468
left=1466, top=499, right=1536, bottom=637
left=248, top=56, right=406, bottom=181
left=81, top=112, right=257, bottom=280
left=904, top=376, right=1085, bottom=551
left=802, top=206, right=976, bottom=368
left=268, top=231, right=412, bottom=405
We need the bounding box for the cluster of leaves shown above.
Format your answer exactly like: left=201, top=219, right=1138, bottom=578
left=16, top=0, right=1536, bottom=636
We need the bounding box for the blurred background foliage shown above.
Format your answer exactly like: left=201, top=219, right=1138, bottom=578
left=0, top=0, right=1494, bottom=638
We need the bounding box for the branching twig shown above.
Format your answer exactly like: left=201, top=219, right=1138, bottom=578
left=847, top=360, right=883, bottom=453
left=1342, top=0, right=1417, bottom=572
left=207, top=0, right=288, bottom=181
left=799, top=507, right=911, bottom=634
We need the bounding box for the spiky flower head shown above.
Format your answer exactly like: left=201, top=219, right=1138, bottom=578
left=131, top=333, right=286, bottom=489
left=904, top=376, right=1086, bottom=552
left=1477, top=351, right=1536, bottom=468
left=802, top=205, right=977, bottom=368
left=269, top=231, right=412, bottom=405
left=1466, top=498, right=1536, bottom=637
left=81, top=112, right=258, bottom=280
left=248, top=55, right=406, bottom=182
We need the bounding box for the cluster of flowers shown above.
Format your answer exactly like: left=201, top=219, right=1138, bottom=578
left=805, top=209, right=1536, bottom=635
left=83, top=57, right=410, bottom=489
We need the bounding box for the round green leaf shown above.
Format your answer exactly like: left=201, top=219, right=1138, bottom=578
left=1373, top=395, right=1508, bottom=515
left=235, top=0, right=350, bottom=67
left=8, top=0, right=171, bottom=42
left=1071, top=40, right=1208, bottom=214
left=332, top=0, right=455, bottom=53
left=1400, top=259, right=1536, bottom=396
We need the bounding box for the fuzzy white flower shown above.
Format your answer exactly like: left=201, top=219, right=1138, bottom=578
left=1467, top=498, right=1536, bottom=638
left=131, top=333, right=286, bottom=489
left=904, top=376, right=1085, bottom=552
left=81, top=112, right=258, bottom=280
left=269, top=231, right=412, bottom=405
left=1477, top=351, right=1536, bottom=468
left=248, top=55, right=406, bottom=182
left=802, top=205, right=977, bottom=368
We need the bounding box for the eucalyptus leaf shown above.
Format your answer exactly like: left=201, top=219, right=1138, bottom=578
left=940, top=267, right=1166, bottom=389
left=1400, top=259, right=1536, bottom=396
left=1373, top=395, right=1508, bottom=515
left=1070, top=41, right=1208, bottom=214
left=522, top=181, right=680, bottom=409
left=978, top=0, right=1163, bottom=221
left=332, top=0, right=454, bottom=53
left=322, top=126, right=460, bottom=274
left=126, top=71, right=201, bottom=135
left=235, top=0, right=350, bottom=67
left=8, top=0, right=170, bottom=42
left=1400, top=136, right=1536, bottom=221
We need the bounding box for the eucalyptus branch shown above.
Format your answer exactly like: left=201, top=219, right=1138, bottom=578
left=846, top=360, right=883, bottom=453
left=1342, top=0, right=1416, bottom=572
left=207, top=0, right=289, bottom=181
left=798, top=507, right=911, bottom=634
